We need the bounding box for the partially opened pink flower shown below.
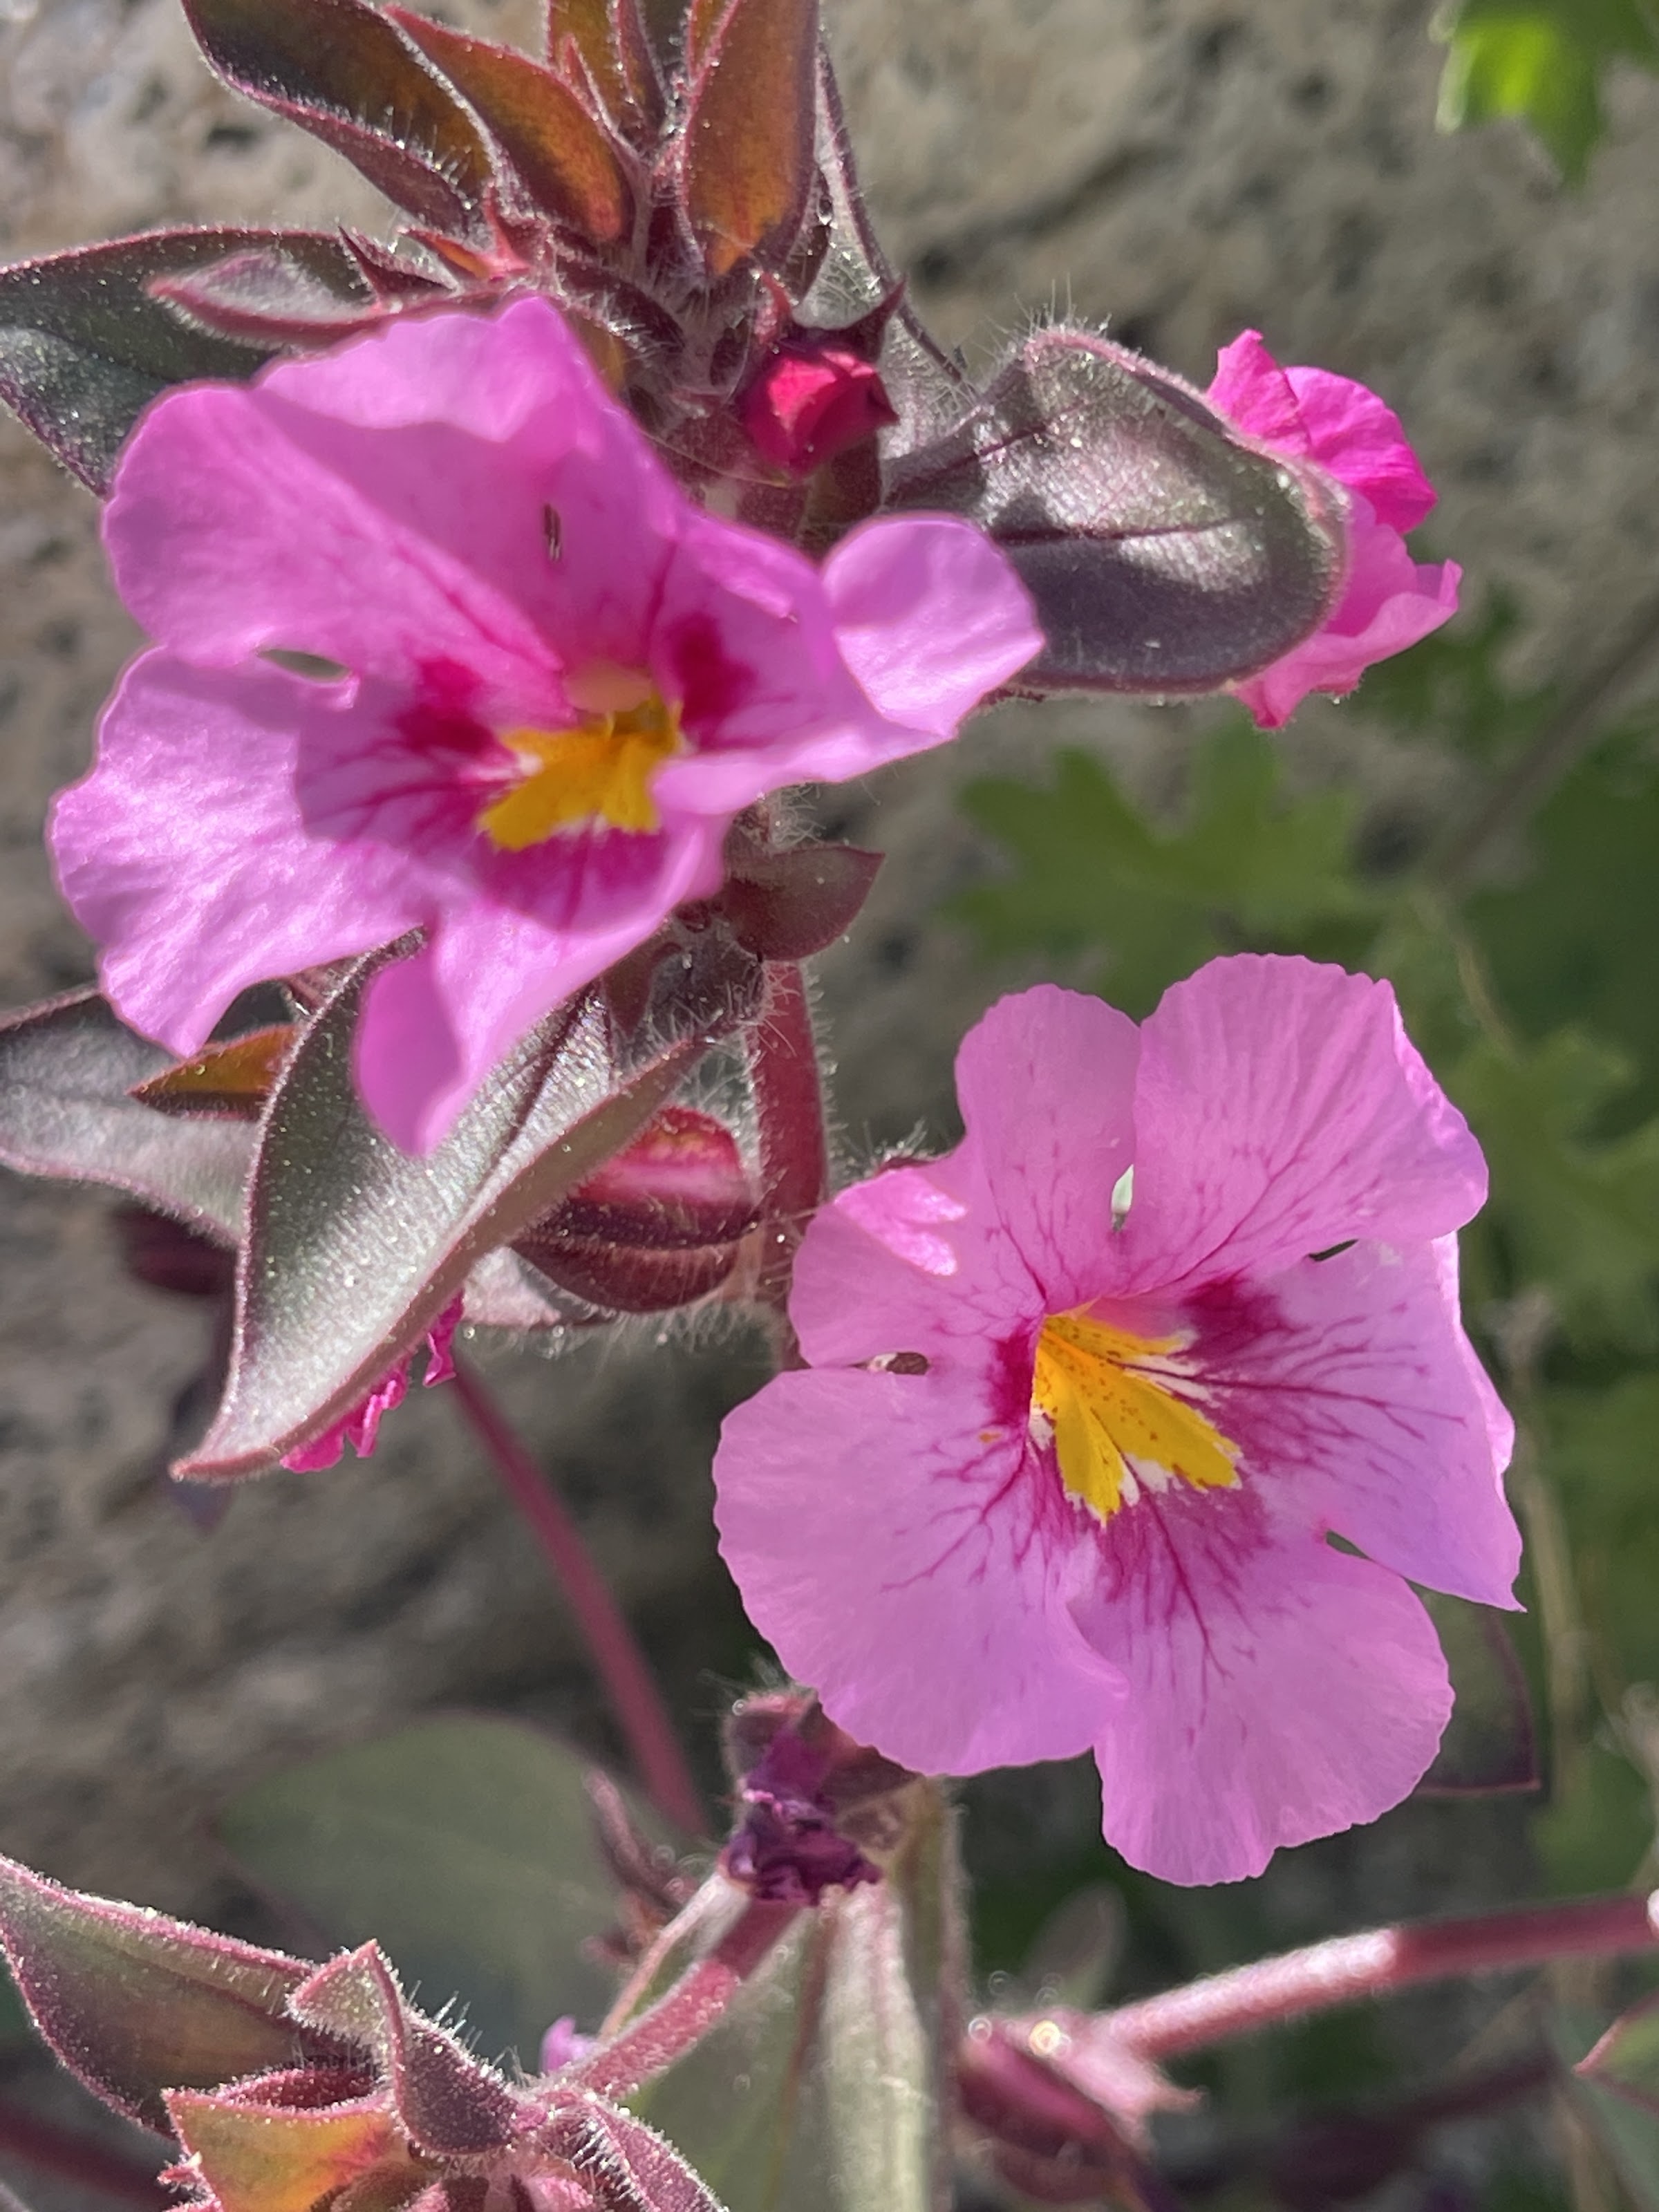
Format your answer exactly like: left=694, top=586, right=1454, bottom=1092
left=280, top=1297, right=461, bottom=1473
left=714, top=958, right=1519, bottom=1885
left=49, top=298, right=1040, bottom=1152
left=1207, top=331, right=1459, bottom=728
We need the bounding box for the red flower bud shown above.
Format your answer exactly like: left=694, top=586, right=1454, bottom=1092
left=739, top=344, right=898, bottom=478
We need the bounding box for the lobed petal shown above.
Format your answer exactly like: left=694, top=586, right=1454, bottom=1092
left=789, top=1159, right=1042, bottom=1370
left=1192, top=1238, right=1519, bottom=1606
left=1284, top=364, right=1437, bottom=533
left=105, top=298, right=679, bottom=697
left=953, top=986, right=1141, bottom=1311
left=1206, top=330, right=1309, bottom=458
left=1120, top=955, right=1487, bottom=1293
left=819, top=515, right=1042, bottom=740
left=354, top=816, right=724, bottom=1154
left=713, top=1367, right=1123, bottom=1774
left=50, top=655, right=430, bottom=1056
left=1072, top=1485, right=1452, bottom=1884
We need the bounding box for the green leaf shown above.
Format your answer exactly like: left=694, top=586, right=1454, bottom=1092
left=182, top=930, right=760, bottom=1476
left=1559, top=2007, right=1659, bottom=2207
left=626, top=1786, right=957, bottom=2212
left=0, top=230, right=357, bottom=491
left=955, top=725, right=1374, bottom=1014
left=218, top=1716, right=664, bottom=2067
left=1435, top=0, right=1659, bottom=184
left=1444, top=1029, right=1659, bottom=1347
left=1468, top=726, right=1659, bottom=1127
left=1581, top=1994, right=1659, bottom=2119
left=0, top=990, right=253, bottom=1241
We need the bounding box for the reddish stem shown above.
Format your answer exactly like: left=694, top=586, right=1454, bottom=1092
left=572, top=1895, right=799, bottom=2099
left=749, top=960, right=828, bottom=1348
left=0, top=2096, right=164, bottom=2206
left=1095, top=1891, right=1659, bottom=2063
left=450, top=1358, right=706, bottom=1839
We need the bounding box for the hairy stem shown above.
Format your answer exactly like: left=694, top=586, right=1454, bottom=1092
left=1089, top=1893, right=1659, bottom=2062
left=749, top=959, right=829, bottom=1355
left=574, top=1894, right=800, bottom=2099
left=0, top=2095, right=164, bottom=2206
left=451, top=1358, right=706, bottom=1838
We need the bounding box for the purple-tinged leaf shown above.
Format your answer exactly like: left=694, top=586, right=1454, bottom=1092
left=0, top=230, right=355, bottom=491
left=165, top=2086, right=406, bottom=2212
left=149, top=248, right=388, bottom=349
left=131, top=1027, right=294, bottom=1123
left=679, top=0, right=818, bottom=276
left=550, top=2093, right=729, bottom=2212
left=1417, top=1594, right=1539, bottom=1799
left=0, top=991, right=252, bottom=1241
left=546, top=0, right=665, bottom=141
left=182, top=932, right=761, bottom=1477
left=1580, top=1992, right=1659, bottom=2119
left=0, top=1857, right=330, bottom=2130
left=883, top=325, right=1347, bottom=695
left=180, top=0, right=498, bottom=232
left=288, top=1947, right=519, bottom=2155
left=390, top=12, right=636, bottom=245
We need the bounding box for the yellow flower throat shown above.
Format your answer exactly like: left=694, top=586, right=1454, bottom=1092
left=1030, top=1310, right=1239, bottom=1521
left=479, top=682, right=681, bottom=852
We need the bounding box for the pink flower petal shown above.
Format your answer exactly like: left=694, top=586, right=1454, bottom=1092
left=355, top=815, right=723, bottom=1154
left=820, top=516, right=1042, bottom=739
left=1121, top=955, right=1486, bottom=1293
left=1193, top=1238, right=1518, bottom=1606
left=953, top=986, right=1141, bottom=1311
left=714, top=1368, right=1123, bottom=1774
left=1206, top=331, right=1309, bottom=457
left=1284, top=364, right=1437, bottom=533
left=1072, top=1486, right=1452, bottom=1883
left=106, top=299, right=679, bottom=692
left=50, top=655, right=429, bottom=1056
left=790, top=1159, right=1042, bottom=1371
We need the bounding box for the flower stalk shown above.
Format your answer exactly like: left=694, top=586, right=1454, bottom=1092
left=450, top=1356, right=706, bottom=1838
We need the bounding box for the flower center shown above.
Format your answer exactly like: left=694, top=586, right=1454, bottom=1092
left=478, top=679, right=682, bottom=852
left=1030, top=1309, right=1239, bottom=1521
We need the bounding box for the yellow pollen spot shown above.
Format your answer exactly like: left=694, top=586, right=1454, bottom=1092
left=478, top=686, right=682, bottom=852
left=1031, top=1309, right=1239, bottom=1523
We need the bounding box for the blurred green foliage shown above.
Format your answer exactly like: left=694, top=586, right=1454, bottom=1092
left=1434, top=0, right=1659, bottom=182
left=955, top=606, right=1659, bottom=2173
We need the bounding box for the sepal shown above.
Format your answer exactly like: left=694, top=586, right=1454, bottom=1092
left=678, top=0, right=819, bottom=277
left=883, top=324, right=1349, bottom=695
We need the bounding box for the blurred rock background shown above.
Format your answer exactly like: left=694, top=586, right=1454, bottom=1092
left=0, top=0, right=1653, bottom=1989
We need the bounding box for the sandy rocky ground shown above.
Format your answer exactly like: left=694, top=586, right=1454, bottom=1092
left=0, top=0, right=1653, bottom=2038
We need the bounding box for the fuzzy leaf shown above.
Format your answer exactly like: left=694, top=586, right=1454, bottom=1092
left=391, top=13, right=635, bottom=243
left=0, top=991, right=252, bottom=1239
left=218, top=1716, right=665, bottom=2065
left=552, top=2094, right=730, bottom=2212
left=133, top=1027, right=295, bottom=1122
left=546, top=0, right=665, bottom=138
left=0, top=1857, right=325, bottom=2129
left=181, top=0, right=497, bottom=232
left=681, top=0, right=818, bottom=276
left=184, top=935, right=760, bottom=1475
left=167, top=2090, right=405, bottom=2212
left=625, top=1789, right=955, bottom=2212
left=955, top=725, right=1374, bottom=1014
left=885, top=326, right=1347, bottom=694
left=150, top=248, right=392, bottom=349
left=288, top=1946, right=520, bottom=2155
left=1435, top=0, right=1659, bottom=185
left=0, top=230, right=355, bottom=491
left=715, top=842, right=881, bottom=963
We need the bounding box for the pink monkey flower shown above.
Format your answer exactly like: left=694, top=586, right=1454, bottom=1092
left=1207, top=330, right=1460, bottom=728
left=49, top=298, right=1040, bottom=1152
left=713, top=958, right=1519, bottom=1886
